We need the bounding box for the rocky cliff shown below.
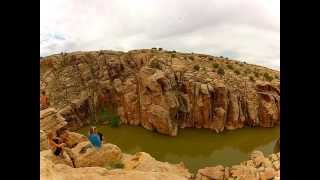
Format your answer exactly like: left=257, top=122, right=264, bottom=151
left=40, top=49, right=280, bottom=136
left=40, top=129, right=280, bottom=180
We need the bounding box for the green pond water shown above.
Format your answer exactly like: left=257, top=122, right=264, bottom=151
left=78, top=125, right=279, bottom=172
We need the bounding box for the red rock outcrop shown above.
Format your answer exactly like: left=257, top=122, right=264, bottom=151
left=40, top=49, right=280, bottom=136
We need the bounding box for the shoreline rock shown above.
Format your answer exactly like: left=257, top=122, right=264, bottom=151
left=195, top=151, right=280, bottom=180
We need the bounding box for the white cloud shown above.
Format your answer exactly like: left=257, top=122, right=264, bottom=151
left=40, top=0, right=280, bottom=70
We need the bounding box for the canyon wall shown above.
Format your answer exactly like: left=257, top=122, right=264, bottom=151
left=40, top=49, right=280, bottom=136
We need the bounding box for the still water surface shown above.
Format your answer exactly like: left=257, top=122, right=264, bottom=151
left=78, top=125, right=279, bottom=172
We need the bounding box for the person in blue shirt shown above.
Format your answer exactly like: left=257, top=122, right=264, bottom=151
left=88, top=126, right=102, bottom=149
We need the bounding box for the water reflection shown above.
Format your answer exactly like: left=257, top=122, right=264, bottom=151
left=273, top=138, right=280, bottom=153
left=78, top=125, right=279, bottom=172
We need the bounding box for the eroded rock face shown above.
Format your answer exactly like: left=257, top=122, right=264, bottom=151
left=41, top=50, right=280, bottom=136
left=40, top=108, right=67, bottom=133
left=195, top=151, right=280, bottom=180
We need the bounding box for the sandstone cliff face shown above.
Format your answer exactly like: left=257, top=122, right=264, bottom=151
left=40, top=49, right=280, bottom=136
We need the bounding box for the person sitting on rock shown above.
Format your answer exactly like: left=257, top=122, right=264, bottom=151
left=88, top=126, right=102, bottom=149
left=40, top=91, right=49, bottom=110
left=47, top=131, right=66, bottom=158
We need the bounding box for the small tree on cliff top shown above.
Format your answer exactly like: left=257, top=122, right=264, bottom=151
left=217, top=68, right=225, bottom=76
left=193, top=64, right=200, bottom=71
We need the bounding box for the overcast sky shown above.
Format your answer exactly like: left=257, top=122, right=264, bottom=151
left=40, top=0, right=280, bottom=70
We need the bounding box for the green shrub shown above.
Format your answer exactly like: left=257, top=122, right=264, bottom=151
left=234, top=69, right=241, bottom=75
left=193, top=64, right=200, bottom=71
left=104, top=161, right=124, bottom=170
left=113, top=162, right=124, bottom=169
left=254, top=72, right=260, bottom=78
left=217, top=68, right=225, bottom=75
left=227, top=64, right=234, bottom=70
left=213, top=63, right=219, bottom=69
left=244, top=68, right=251, bottom=75
left=171, top=54, right=176, bottom=58
left=209, top=57, right=214, bottom=61
left=249, top=76, right=255, bottom=82
left=264, top=72, right=273, bottom=82
left=110, top=116, right=121, bottom=127
left=98, top=107, right=115, bottom=122
left=150, top=60, right=162, bottom=69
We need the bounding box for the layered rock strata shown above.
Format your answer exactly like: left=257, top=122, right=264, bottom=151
left=40, top=49, right=280, bottom=136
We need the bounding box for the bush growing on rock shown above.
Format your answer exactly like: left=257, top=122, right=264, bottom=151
left=227, top=64, right=234, bottom=70
left=250, top=76, right=255, bottom=82
left=254, top=72, right=260, bottom=78
left=98, top=107, right=115, bottom=122
left=110, top=116, right=121, bottom=127
left=217, top=68, right=225, bottom=75
left=264, top=72, right=273, bottom=82
left=244, top=68, right=251, bottom=75
left=158, top=48, right=163, bottom=51
left=150, top=60, right=162, bottom=70
left=213, top=63, right=219, bottom=69
left=234, top=69, right=241, bottom=75
left=97, top=107, right=121, bottom=127
left=193, top=64, right=200, bottom=71
left=104, top=160, right=124, bottom=170
left=209, top=57, right=213, bottom=61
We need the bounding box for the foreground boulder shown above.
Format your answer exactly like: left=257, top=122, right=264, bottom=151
left=40, top=150, right=73, bottom=167
left=195, top=151, right=280, bottom=180
left=61, top=131, right=87, bottom=148
left=71, top=142, right=123, bottom=168
left=41, top=154, right=190, bottom=180
left=122, top=152, right=192, bottom=179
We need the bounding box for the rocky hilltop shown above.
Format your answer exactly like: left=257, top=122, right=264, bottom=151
left=40, top=48, right=280, bottom=136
